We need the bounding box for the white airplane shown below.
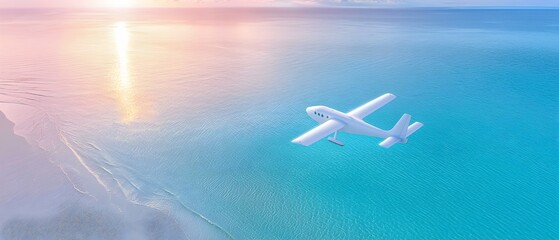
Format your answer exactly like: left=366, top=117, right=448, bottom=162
left=291, top=93, right=423, bottom=148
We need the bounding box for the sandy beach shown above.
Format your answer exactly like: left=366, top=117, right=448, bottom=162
left=0, top=110, right=227, bottom=240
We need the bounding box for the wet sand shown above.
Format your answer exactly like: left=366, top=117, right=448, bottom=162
left=0, top=111, right=203, bottom=240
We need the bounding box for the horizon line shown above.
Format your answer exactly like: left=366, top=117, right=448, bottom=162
left=1, top=5, right=559, bottom=9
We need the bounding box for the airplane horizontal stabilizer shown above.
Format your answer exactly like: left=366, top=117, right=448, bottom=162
left=379, top=117, right=423, bottom=148
left=379, top=136, right=400, bottom=148
left=406, top=122, right=423, bottom=137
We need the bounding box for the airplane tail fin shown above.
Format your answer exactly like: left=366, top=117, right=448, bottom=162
left=379, top=114, right=423, bottom=148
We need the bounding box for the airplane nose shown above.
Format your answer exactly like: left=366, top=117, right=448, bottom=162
left=306, top=107, right=314, bottom=115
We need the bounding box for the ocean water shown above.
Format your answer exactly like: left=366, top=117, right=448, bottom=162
left=0, top=8, right=558, bottom=239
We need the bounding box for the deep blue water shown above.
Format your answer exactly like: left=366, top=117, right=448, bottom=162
left=1, top=8, right=558, bottom=239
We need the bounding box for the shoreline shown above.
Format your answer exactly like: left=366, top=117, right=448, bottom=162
left=0, top=110, right=230, bottom=239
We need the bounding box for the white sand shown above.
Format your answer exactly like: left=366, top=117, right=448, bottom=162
left=0, top=111, right=228, bottom=240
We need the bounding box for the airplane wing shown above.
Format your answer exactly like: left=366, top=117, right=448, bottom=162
left=292, top=120, right=345, bottom=146
left=347, top=93, right=396, bottom=119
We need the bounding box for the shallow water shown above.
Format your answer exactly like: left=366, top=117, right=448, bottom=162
left=1, top=8, right=558, bottom=239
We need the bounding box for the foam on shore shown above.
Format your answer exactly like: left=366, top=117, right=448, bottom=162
left=0, top=110, right=230, bottom=240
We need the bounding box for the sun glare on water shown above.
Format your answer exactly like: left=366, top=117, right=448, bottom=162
left=113, top=21, right=138, bottom=123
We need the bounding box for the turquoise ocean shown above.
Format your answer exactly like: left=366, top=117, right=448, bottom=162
left=0, top=8, right=558, bottom=239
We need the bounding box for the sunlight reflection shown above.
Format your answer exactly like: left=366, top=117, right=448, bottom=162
left=113, top=21, right=137, bottom=123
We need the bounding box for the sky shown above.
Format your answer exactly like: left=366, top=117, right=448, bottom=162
left=0, top=0, right=557, bottom=8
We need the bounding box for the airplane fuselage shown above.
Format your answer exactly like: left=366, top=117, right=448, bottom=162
left=306, top=106, right=389, bottom=138
left=293, top=93, right=422, bottom=148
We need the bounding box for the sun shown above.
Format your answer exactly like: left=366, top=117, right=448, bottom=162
left=111, top=0, right=134, bottom=8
